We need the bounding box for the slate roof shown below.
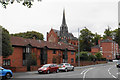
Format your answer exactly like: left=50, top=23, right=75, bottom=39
left=52, top=29, right=77, bottom=40
left=53, top=29, right=60, bottom=36
left=101, top=39, right=114, bottom=43
left=91, top=45, right=100, bottom=48
left=11, top=36, right=76, bottom=51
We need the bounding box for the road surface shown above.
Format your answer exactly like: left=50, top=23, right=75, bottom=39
left=13, top=62, right=120, bottom=80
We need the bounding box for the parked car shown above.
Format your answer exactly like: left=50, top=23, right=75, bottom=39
left=58, top=63, right=74, bottom=72
left=116, top=60, right=120, bottom=68
left=38, top=64, right=59, bottom=74
left=113, top=59, right=118, bottom=63
left=0, top=66, right=13, bottom=79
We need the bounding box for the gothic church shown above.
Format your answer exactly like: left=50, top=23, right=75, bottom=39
left=47, top=9, right=78, bottom=46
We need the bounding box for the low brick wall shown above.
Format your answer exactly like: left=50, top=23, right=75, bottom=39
left=2, top=66, right=27, bottom=72
left=30, top=66, right=41, bottom=71
left=15, top=66, right=27, bottom=72
left=3, top=66, right=16, bottom=72
left=75, top=61, right=107, bottom=67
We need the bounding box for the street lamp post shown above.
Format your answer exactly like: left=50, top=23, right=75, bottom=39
left=78, top=28, right=80, bottom=66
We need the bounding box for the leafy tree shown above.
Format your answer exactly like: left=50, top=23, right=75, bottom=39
left=103, top=26, right=112, bottom=39
left=89, top=54, right=96, bottom=61
left=95, top=52, right=102, bottom=61
left=118, top=27, right=120, bottom=46
left=117, top=23, right=120, bottom=46
left=80, top=52, right=89, bottom=61
left=11, top=31, right=44, bottom=40
left=112, top=29, right=118, bottom=41
left=31, top=53, right=37, bottom=66
left=93, top=33, right=101, bottom=45
left=0, top=0, right=42, bottom=8
left=0, top=25, right=13, bottom=58
left=79, top=27, right=94, bottom=51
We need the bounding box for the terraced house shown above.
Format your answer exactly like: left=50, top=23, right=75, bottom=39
left=91, top=37, right=119, bottom=60
left=2, top=36, right=76, bottom=72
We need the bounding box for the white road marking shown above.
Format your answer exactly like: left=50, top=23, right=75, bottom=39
left=83, top=67, right=94, bottom=80
left=81, top=69, right=88, bottom=74
left=108, top=66, right=117, bottom=79
left=116, top=72, right=120, bottom=74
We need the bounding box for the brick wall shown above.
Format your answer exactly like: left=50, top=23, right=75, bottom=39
left=91, top=48, right=100, bottom=53
left=75, top=61, right=107, bottom=66
left=47, top=29, right=58, bottom=43
left=67, top=51, right=76, bottom=64
left=47, top=50, right=62, bottom=64
left=68, top=39, right=78, bottom=46
left=3, top=47, right=23, bottom=67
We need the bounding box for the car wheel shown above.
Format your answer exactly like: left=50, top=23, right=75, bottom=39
left=56, top=69, right=59, bottom=73
left=5, top=73, right=12, bottom=79
left=72, top=67, right=74, bottom=71
left=38, top=71, right=41, bottom=74
left=47, top=70, right=50, bottom=74
left=65, top=68, right=68, bottom=72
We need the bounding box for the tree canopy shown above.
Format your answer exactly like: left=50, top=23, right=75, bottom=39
left=79, top=26, right=119, bottom=52
left=103, top=26, right=112, bottom=39
left=93, top=33, right=101, bottom=45
left=79, top=27, right=94, bottom=51
left=95, top=52, right=102, bottom=61
left=0, top=0, right=41, bottom=8
left=0, top=25, right=13, bottom=58
left=11, top=31, right=44, bottom=40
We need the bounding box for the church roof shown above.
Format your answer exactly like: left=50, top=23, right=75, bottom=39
left=68, top=33, right=77, bottom=40
left=53, top=29, right=60, bottom=36
left=53, top=29, right=77, bottom=40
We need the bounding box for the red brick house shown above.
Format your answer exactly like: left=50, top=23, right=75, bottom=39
left=91, top=37, right=119, bottom=60
left=2, top=36, right=76, bottom=72
left=47, top=9, right=78, bottom=47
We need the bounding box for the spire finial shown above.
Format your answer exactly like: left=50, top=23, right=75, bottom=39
left=62, top=8, right=66, bottom=25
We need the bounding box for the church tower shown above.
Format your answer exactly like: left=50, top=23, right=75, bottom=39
left=60, top=9, right=68, bottom=35
left=60, top=9, right=69, bottom=43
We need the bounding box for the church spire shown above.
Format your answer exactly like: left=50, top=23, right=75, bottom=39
left=62, top=9, right=66, bottom=25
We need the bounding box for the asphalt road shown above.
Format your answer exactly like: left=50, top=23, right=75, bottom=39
left=13, top=62, right=120, bottom=80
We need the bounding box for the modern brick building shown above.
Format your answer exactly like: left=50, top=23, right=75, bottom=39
left=47, top=9, right=78, bottom=46
left=91, top=37, right=119, bottom=60
left=2, top=36, right=76, bottom=72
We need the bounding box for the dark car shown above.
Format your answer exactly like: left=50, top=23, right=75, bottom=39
left=0, top=66, right=13, bottom=79
left=38, top=64, right=59, bottom=74
left=116, top=60, right=120, bottom=68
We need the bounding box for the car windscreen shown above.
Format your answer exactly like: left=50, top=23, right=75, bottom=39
left=117, top=60, right=120, bottom=64
left=42, top=64, right=51, bottom=68
left=0, top=67, right=4, bottom=70
left=58, top=64, right=63, bottom=66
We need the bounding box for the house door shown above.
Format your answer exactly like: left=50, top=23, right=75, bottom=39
left=40, top=47, right=47, bottom=65
left=26, top=53, right=31, bottom=71
left=63, top=51, right=68, bottom=63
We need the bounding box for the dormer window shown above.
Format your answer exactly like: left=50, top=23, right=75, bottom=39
left=26, top=44, right=31, bottom=53
left=26, top=47, right=30, bottom=53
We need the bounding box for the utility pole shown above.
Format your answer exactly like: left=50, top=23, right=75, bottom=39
left=78, top=28, right=80, bottom=66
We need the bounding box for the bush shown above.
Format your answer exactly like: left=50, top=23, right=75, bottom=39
left=101, top=58, right=106, bottom=61
left=80, top=52, right=89, bottom=61
left=95, top=52, right=102, bottom=61
left=89, top=55, right=96, bottom=61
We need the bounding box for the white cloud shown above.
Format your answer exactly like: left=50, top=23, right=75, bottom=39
left=0, top=0, right=118, bottom=40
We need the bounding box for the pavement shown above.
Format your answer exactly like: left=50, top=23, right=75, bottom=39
left=12, top=62, right=120, bottom=80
